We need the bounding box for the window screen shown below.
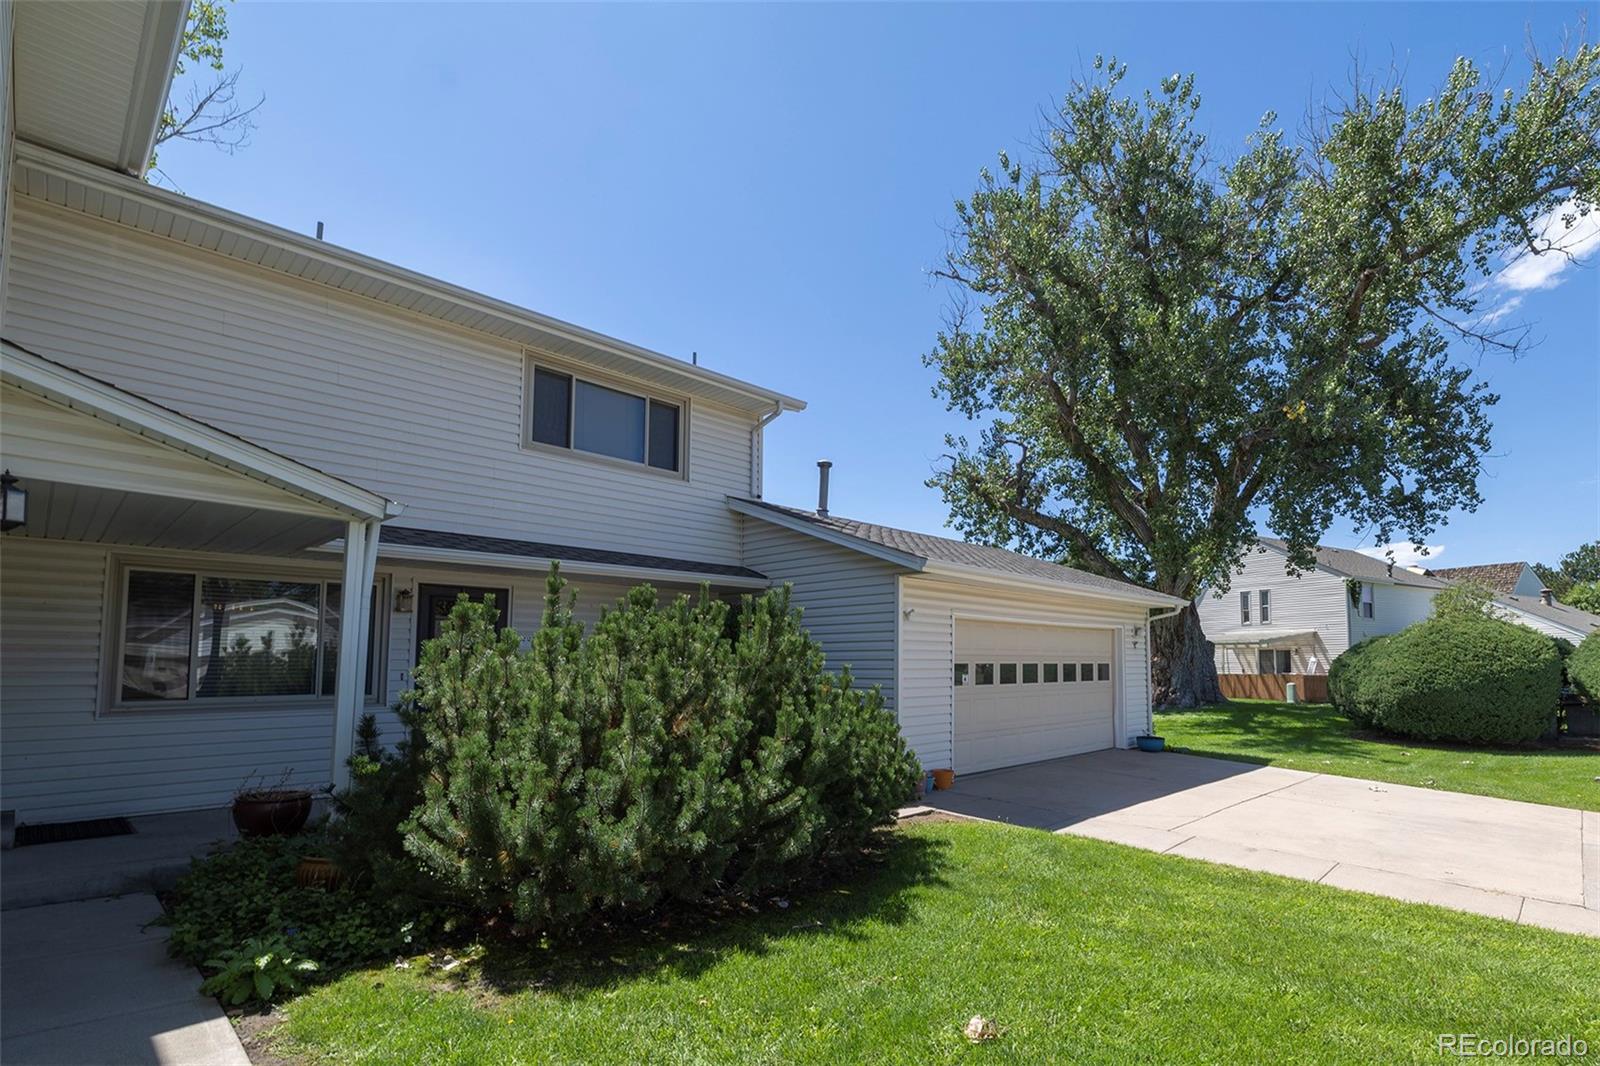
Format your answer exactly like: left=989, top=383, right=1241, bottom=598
left=574, top=380, right=647, bottom=462
left=531, top=368, right=572, bottom=447
left=647, top=400, right=680, bottom=471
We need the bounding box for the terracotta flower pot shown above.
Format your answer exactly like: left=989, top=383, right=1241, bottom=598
left=231, top=789, right=312, bottom=837
left=932, top=769, right=955, bottom=791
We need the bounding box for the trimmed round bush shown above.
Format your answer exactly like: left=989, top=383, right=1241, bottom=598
left=1327, top=614, right=1561, bottom=744
left=1570, top=631, right=1600, bottom=703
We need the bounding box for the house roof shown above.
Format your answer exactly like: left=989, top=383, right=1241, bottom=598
left=11, top=0, right=188, bottom=176
left=1257, top=538, right=1451, bottom=590
left=730, top=498, right=1186, bottom=607
left=2, top=338, right=397, bottom=521
left=1429, top=562, right=1535, bottom=597
left=1493, top=592, right=1600, bottom=641
left=362, top=526, right=770, bottom=589
left=12, top=143, right=807, bottom=418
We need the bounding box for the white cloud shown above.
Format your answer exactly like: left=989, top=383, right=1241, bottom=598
left=1476, top=295, right=1523, bottom=325
left=1356, top=541, right=1444, bottom=569
left=1495, top=198, right=1600, bottom=293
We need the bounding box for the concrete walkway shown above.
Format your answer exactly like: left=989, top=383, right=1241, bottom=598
left=1, top=894, right=249, bottom=1065
left=923, top=749, right=1600, bottom=938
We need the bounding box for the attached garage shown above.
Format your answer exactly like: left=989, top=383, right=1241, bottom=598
left=954, top=621, right=1117, bottom=773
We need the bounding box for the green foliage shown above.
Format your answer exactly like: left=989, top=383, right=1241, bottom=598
left=1562, top=579, right=1600, bottom=614
left=923, top=50, right=1600, bottom=703
left=1328, top=615, right=1562, bottom=743
left=1561, top=542, right=1600, bottom=584
left=1430, top=580, right=1495, bottom=621
left=401, top=568, right=919, bottom=933
left=200, top=936, right=318, bottom=1006
left=1570, top=632, right=1600, bottom=703
left=1533, top=563, right=1574, bottom=600
left=166, top=832, right=435, bottom=979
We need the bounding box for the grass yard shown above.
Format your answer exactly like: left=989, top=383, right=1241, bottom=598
left=1157, top=699, right=1599, bottom=811
left=267, top=819, right=1598, bottom=1065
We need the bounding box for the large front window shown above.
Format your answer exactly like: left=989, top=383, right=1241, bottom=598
left=118, top=566, right=381, bottom=707
left=526, top=361, right=682, bottom=472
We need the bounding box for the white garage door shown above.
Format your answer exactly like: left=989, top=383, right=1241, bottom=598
left=954, top=621, right=1117, bottom=773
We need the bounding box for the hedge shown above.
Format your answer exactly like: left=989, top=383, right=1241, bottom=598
left=1571, top=631, right=1600, bottom=703
left=1327, top=614, right=1561, bottom=743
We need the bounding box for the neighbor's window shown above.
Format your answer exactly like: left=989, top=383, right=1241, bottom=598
left=999, top=663, right=1018, bottom=684
left=1096, top=662, right=1111, bottom=681
left=975, top=663, right=995, bottom=685
left=1259, top=589, right=1272, bottom=624
left=954, top=662, right=970, bottom=687
left=1022, top=663, right=1040, bottom=684
left=1359, top=583, right=1375, bottom=619
left=119, top=567, right=381, bottom=707
left=526, top=362, right=682, bottom=472
left=1240, top=590, right=1252, bottom=624
left=1062, top=662, right=1078, bottom=682
left=1043, top=662, right=1059, bottom=683
left=1258, top=649, right=1293, bottom=674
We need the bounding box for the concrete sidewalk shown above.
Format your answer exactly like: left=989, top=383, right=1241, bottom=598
left=923, top=749, right=1600, bottom=938
left=1, top=894, right=249, bottom=1065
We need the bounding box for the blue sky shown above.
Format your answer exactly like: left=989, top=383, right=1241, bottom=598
left=156, top=2, right=1599, bottom=572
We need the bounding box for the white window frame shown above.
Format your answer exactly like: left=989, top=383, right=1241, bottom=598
left=1259, top=589, right=1271, bottom=624
left=105, top=558, right=387, bottom=714
left=1258, top=648, right=1293, bottom=675
left=522, top=354, right=690, bottom=479
left=1360, top=583, right=1375, bottom=619
left=1240, top=590, right=1251, bottom=624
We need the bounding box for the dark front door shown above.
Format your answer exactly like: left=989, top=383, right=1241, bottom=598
left=415, top=584, right=511, bottom=664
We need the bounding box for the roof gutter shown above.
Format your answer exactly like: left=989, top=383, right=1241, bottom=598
left=749, top=402, right=784, bottom=498
left=121, top=0, right=191, bottom=177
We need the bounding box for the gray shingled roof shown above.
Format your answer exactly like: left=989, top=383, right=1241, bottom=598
left=1259, top=538, right=1451, bottom=589
left=1494, top=591, right=1600, bottom=637
left=734, top=498, right=1177, bottom=602
left=380, top=526, right=765, bottom=580
left=1430, top=562, right=1534, bottom=597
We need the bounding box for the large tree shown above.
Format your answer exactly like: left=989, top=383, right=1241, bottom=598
left=926, top=49, right=1600, bottom=705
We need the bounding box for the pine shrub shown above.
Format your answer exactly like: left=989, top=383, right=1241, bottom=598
left=400, top=568, right=919, bottom=933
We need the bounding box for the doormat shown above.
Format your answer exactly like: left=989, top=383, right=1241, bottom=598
left=13, top=817, right=135, bottom=847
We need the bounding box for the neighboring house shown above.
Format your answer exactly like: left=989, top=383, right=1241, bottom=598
left=0, top=2, right=1184, bottom=827
left=1196, top=539, right=1449, bottom=700
left=1197, top=541, right=1600, bottom=700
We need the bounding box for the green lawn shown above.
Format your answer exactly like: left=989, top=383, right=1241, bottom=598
left=1157, top=699, right=1599, bottom=811
left=268, top=820, right=1598, bottom=1065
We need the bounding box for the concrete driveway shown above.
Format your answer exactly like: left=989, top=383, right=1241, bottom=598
left=923, top=749, right=1600, bottom=938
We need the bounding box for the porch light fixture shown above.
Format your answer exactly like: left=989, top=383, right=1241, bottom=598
left=394, top=587, right=415, bottom=614
left=0, top=471, right=27, bottom=532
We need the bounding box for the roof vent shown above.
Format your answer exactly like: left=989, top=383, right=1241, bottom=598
left=1540, top=588, right=1553, bottom=606
left=816, top=460, right=832, bottom=518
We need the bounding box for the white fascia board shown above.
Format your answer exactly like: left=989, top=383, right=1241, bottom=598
left=726, top=498, right=926, bottom=571
left=2, top=341, right=396, bottom=520
left=316, top=540, right=772, bottom=590
left=15, top=143, right=806, bottom=415
left=121, top=1, right=190, bottom=176
left=918, top=559, right=1188, bottom=609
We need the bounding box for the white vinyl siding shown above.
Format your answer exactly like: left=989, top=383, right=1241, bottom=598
left=1196, top=545, right=1351, bottom=674
left=0, top=537, right=725, bottom=822
left=897, top=573, right=1150, bottom=773
left=2, top=199, right=753, bottom=563
left=738, top=517, right=900, bottom=707
left=1348, top=583, right=1437, bottom=647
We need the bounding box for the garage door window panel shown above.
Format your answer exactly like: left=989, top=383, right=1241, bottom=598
left=1022, top=663, right=1039, bottom=684
left=1043, top=663, right=1058, bottom=683
left=999, top=663, right=1018, bottom=684
left=975, top=664, right=995, bottom=685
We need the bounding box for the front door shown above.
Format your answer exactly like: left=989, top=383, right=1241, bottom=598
left=415, top=583, right=511, bottom=664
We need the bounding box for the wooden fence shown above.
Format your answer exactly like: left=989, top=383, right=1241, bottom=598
left=1218, top=673, right=1330, bottom=703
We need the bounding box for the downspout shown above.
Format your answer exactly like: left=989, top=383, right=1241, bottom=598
left=749, top=401, right=783, bottom=498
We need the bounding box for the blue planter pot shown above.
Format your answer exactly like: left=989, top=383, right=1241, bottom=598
left=1136, top=735, right=1165, bottom=753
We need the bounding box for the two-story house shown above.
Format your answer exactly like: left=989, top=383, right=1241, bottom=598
left=0, top=2, right=1185, bottom=830
left=1197, top=540, right=1600, bottom=701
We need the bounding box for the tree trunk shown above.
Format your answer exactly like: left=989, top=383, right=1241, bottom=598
left=1151, top=601, right=1222, bottom=708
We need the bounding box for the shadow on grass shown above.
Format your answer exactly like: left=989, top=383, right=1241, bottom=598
left=1159, top=699, right=1595, bottom=764
left=468, top=829, right=953, bottom=1000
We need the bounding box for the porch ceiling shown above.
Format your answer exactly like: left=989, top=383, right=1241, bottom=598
left=9, top=479, right=347, bottom=556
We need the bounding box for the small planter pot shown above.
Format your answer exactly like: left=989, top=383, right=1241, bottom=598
left=231, top=789, right=313, bottom=837
left=1135, top=735, right=1166, bottom=753
left=932, top=768, right=956, bottom=791
left=295, top=855, right=342, bottom=890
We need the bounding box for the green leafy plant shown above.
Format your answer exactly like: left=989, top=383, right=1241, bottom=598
left=1570, top=632, right=1600, bottom=703
left=401, top=567, right=919, bottom=934
left=1329, top=614, right=1562, bottom=743
left=201, top=936, right=319, bottom=1006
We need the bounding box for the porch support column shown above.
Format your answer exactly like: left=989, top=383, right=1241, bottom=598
left=331, top=517, right=383, bottom=793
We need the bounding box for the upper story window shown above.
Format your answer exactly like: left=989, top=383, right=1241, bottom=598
left=1259, top=589, right=1272, bottom=623
left=1359, top=583, right=1375, bottom=619
left=1239, top=590, right=1251, bottom=624
left=527, top=362, right=683, bottom=473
